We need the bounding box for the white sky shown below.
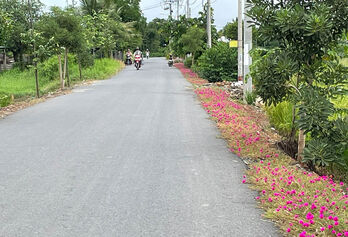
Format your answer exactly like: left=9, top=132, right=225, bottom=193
left=41, top=0, right=238, bottom=29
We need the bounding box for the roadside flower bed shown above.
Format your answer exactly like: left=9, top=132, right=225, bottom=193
left=175, top=63, right=208, bottom=85
left=176, top=63, right=348, bottom=237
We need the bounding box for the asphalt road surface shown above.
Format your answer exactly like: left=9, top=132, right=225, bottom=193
left=0, top=58, right=279, bottom=237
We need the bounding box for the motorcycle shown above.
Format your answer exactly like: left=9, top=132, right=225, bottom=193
left=168, top=55, right=173, bottom=67
left=134, top=55, right=141, bottom=70
left=125, top=54, right=132, bottom=65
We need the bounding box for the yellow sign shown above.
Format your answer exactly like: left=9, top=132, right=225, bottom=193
left=229, top=40, right=238, bottom=48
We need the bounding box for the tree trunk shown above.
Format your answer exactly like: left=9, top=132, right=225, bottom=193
left=33, top=44, right=39, bottom=98
left=35, top=65, right=39, bottom=98
left=297, top=130, right=306, bottom=163
left=289, top=104, right=296, bottom=143
left=191, top=53, right=194, bottom=66
left=3, top=49, right=7, bottom=69
left=58, top=54, right=64, bottom=89
left=63, top=48, right=67, bottom=80
left=19, top=52, right=24, bottom=70
left=78, top=58, right=82, bottom=80
left=13, top=51, right=18, bottom=64
left=66, top=48, right=70, bottom=87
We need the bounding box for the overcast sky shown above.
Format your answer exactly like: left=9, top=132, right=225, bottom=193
left=41, top=0, right=238, bottom=29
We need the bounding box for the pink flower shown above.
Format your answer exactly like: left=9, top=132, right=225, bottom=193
left=320, top=227, right=325, bottom=231
left=299, top=231, right=306, bottom=237
left=242, top=179, right=246, bottom=183
left=287, top=228, right=291, bottom=232
left=306, top=212, right=314, bottom=220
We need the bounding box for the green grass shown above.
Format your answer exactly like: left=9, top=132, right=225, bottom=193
left=265, top=101, right=294, bottom=137
left=0, top=58, right=122, bottom=100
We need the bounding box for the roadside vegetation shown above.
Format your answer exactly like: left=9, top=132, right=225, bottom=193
left=176, top=62, right=348, bottom=237
left=0, top=58, right=121, bottom=99
left=174, top=1, right=347, bottom=234
left=173, top=0, right=348, bottom=180
left=0, top=0, right=144, bottom=107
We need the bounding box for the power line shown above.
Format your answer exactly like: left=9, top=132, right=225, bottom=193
left=143, top=3, right=162, bottom=11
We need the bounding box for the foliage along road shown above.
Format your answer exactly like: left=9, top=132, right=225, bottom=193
left=0, top=58, right=279, bottom=236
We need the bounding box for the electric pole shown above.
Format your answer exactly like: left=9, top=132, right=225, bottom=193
left=237, top=0, right=243, bottom=82
left=169, top=1, right=173, bottom=19
left=207, top=0, right=212, bottom=48
left=186, top=0, right=190, bottom=18
left=243, top=1, right=252, bottom=97
left=177, top=0, right=180, bottom=20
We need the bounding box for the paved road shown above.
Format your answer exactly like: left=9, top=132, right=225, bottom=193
left=0, top=58, right=278, bottom=237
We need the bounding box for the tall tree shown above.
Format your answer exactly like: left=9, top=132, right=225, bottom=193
left=0, top=0, right=42, bottom=67
left=179, top=26, right=205, bottom=65
left=220, top=19, right=238, bottom=40
left=37, top=7, right=85, bottom=88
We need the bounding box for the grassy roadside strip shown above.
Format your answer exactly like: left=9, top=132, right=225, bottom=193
left=175, top=63, right=348, bottom=237
left=0, top=58, right=124, bottom=118
left=0, top=58, right=124, bottom=99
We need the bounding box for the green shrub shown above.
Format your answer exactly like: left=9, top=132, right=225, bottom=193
left=0, top=92, right=11, bottom=107
left=265, top=101, right=294, bottom=137
left=184, top=56, right=193, bottom=68
left=38, top=54, right=76, bottom=80
left=245, top=91, right=257, bottom=105
left=303, top=116, right=348, bottom=171
left=76, top=50, right=94, bottom=68
left=197, top=42, right=238, bottom=82
left=150, top=52, right=165, bottom=57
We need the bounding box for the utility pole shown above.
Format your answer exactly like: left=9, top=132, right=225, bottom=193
left=170, top=1, right=173, bottom=19
left=186, top=0, right=190, bottom=18
left=207, top=0, right=212, bottom=48
left=237, top=0, right=243, bottom=82
left=243, top=1, right=252, bottom=97
left=177, top=0, right=180, bottom=20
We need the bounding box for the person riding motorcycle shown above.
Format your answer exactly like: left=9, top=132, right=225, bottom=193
left=125, top=49, right=132, bottom=65
left=134, top=47, right=142, bottom=58
left=168, top=54, right=174, bottom=67
left=133, top=47, right=143, bottom=69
